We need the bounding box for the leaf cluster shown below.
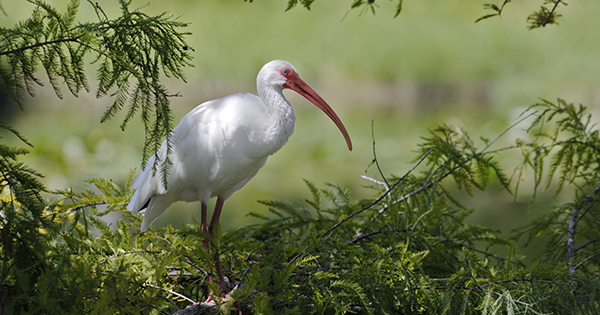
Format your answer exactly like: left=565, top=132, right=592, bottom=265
left=3, top=99, right=599, bottom=314
left=1, top=1, right=598, bottom=313
left=278, top=0, right=568, bottom=27
left=512, top=100, right=600, bottom=280
left=0, top=0, right=193, bottom=177
left=476, top=0, right=566, bottom=29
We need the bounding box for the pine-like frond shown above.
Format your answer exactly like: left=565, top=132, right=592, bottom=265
left=0, top=0, right=193, bottom=177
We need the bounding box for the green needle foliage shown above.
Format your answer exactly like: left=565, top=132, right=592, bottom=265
left=475, top=0, right=567, bottom=29
left=1, top=1, right=598, bottom=314
left=1, top=99, right=599, bottom=314
left=0, top=0, right=193, bottom=180
left=283, top=0, right=567, bottom=28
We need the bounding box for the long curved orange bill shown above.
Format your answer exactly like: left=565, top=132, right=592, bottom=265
left=284, top=74, right=353, bottom=151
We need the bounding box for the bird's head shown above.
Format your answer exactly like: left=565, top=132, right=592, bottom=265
left=257, top=60, right=353, bottom=151
left=257, top=60, right=298, bottom=90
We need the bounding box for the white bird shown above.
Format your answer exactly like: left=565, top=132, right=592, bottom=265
left=127, top=60, right=352, bottom=298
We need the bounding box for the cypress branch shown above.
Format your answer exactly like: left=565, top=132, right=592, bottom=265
left=0, top=0, right=193, bottom=172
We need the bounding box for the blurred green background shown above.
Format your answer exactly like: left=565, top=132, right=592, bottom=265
left=1, top=0, right=599, bottom=245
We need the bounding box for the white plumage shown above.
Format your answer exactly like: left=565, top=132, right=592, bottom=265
left=127, top=92, right=293, bottom=231
left=126, top=60, right=352, bottom=297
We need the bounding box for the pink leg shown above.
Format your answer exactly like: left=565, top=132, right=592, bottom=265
left=208, top=196, right=227, bottom=295
left=208, top=196, right=225, bottom=235
left=200, top=202, right=217, bottom=304
left=200, top=203, right=209, bottom=251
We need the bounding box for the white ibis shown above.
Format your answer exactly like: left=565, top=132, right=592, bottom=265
left=126, top=60, right=352, bottom=298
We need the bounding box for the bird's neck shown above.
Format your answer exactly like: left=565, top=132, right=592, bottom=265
left=258, top=86, right=296, bottom=155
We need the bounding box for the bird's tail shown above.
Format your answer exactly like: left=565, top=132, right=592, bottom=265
left=127, top=153, right=173, bottom=232
left=127, top=155, right=159, bottom=215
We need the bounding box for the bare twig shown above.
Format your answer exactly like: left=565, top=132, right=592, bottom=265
left=360, top=175, right=388, bottom=187
left=575, top=238, right=600, bottom=253
left=321, top=148, right=433, bottom=237
left=368, top=120, right=390, bottom=188
left=143, top=283, right=197, bottom=304
left=486, top=110, right=538, bottom=154
left=572, top=253, right=600, bottom=272
left=154, top=234, right=174, bottom=244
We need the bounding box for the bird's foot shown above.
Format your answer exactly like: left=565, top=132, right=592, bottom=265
left=192, top=296, right=215, bottom=306
left=191, top=293, right=229, bottom=306
left=206, top=293, right=231, bottom=304
left=196, top=286, right=234, bottom=306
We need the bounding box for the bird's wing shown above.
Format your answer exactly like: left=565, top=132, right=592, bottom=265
left=127, top=93, right=267, bottom=230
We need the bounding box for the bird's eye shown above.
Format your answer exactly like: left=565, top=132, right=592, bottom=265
left=282, top=69, right=289, bottom=76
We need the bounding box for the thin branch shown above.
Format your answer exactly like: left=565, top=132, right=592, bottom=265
left=497, top=0, right=511, bottom=15
left=368, top=120, right=390, bottom=188
left=321, top=148, right=433, bottom=237
left=2, top=25, right=133, bottom=74
left=486, top=110, right=539, bottom=153
left=572, top=252, right=600, bottom=272
left=575, top=238, right=600, bottom=253
left=574, top=107, right=600, bottom=169
left=486, top=278, right=570, bottom=287
left=575, top=194, right=600, bottom=225
left=182, top=256, right=208, bottom=274
left=348, top=228, right=406, bottom=244
left=360, top=175, right=388, bottom=187
left=475, top=0, right=511, bottom=22
left=1, top=31, right=138, bottom=84
left=154, top=234, right=174, bottom=244
left=569, top=183, right=600, bottom=272
left=390, top=157, right=454, bottom=207
left=143, top=283, right=197, bottom=304
left=392, top=183, right=430, bottom=206
left=75, top=40, right=137, bottom=75
left=0, top=37, right=82, bottom=56
left=542, top=0, right=563, bottom=27
left=467, top=247, right=526, bottom=268
left=67, top=201, right=107, bottom=213
left=391, top=111, right=537, bottom=205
